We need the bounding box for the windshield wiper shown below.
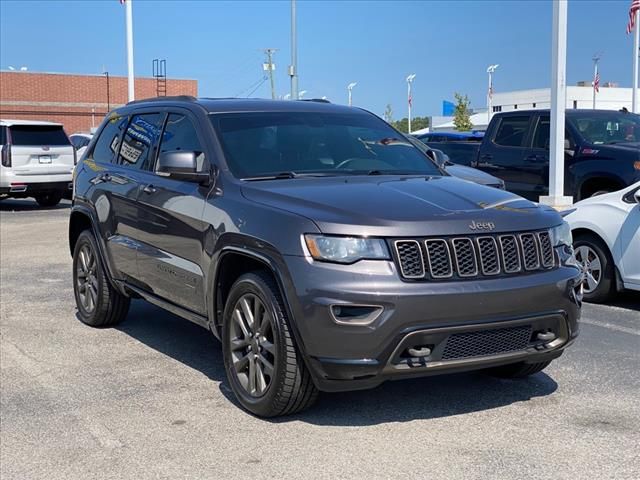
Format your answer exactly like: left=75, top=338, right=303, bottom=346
left=242, top=171, right=340, bottom=181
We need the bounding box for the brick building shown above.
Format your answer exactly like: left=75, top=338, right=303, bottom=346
left=0, top=71, right=198, bottom=134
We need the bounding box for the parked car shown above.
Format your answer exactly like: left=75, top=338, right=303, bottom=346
left=564, top=182, right=640, bottom=302
left=415, top=131, right=484, bottom=142
left=422, top=140, right=481, bottom=167
left=0, top=119, right=75, bottom=206
left=406, top=136, right=504, bottom=189
left=69, top=132, right=93, bottom=160
left=70, top=97, right=581, bottom=417
left=476, top=109, right=640, bottom=201
left=434, top=149, right=505, bottom=189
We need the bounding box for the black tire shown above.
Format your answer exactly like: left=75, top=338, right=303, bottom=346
left=35, top=192, right=62, bottom=207
left=72, top=230, right=130, bottom=327
left=486, top=360, right=552, bottom=379
left=222, top=271, right=318, bottom=417
left=573, top=233, right=615, bottom=303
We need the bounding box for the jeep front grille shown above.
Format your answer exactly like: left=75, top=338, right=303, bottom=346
left=393, top=230, right=556, bottom=281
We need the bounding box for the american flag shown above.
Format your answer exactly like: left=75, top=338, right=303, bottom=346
left=627, top=0, right=640, bottom=34
left=594, top=71, right=600, bottom=93
left=408, top=94, right=412, bottom=108
left=488, top=84, right=493, bottom=99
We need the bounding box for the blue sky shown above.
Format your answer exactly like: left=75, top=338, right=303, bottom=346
left=0, top=0, right=635, bottom=117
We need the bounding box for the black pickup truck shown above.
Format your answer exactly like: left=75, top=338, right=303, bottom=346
left=475, top=109, right=640, bottom=201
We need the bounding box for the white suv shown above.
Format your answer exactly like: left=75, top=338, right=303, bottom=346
left=1, top=119, right=75, bottom=207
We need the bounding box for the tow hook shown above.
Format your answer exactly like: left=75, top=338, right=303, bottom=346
left=536, top=331, right=556, bottom=342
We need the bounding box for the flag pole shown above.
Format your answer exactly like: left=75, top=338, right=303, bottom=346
left=125, top=0, right=135, bottom=102
left=633, top=9, right=639, bottom=113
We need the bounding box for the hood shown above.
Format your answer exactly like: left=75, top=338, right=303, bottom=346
left=445, top=164, right=504, bottom=187
left=241, top=175, right=561, bottom=237
left=593, top=142, right=640, bottom=156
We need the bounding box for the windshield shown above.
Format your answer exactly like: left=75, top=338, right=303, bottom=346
left=210, top=112, right=442, bottom=179
left=568, top=112, right=640, bottom=145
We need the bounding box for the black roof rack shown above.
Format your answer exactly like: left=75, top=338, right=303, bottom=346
left=298, top=98, right=331, bottom=104
left=126, top=95, right=197, bottom=106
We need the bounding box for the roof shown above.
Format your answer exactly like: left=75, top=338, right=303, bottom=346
left=120, top=97, right=358, bottom=115
left=0, top=119, right=63, bottom=127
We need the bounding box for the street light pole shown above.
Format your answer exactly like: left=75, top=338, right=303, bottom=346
left=125, top=0, right=135, bottom=101
left=486, top=64, right=499, bottom=122
left=289, top=0, right=299, bottom=100
left=633, top=9, right=639, bottom=113
left=406, top=74, right=416, bottom=133
left=347, top=82, right=357, bottom=106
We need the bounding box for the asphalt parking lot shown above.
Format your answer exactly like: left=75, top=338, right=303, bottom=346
left=1, top=198, right=639, bottom=480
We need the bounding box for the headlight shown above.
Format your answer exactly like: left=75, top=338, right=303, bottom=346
left=304, top=234, right=390, bottom=264
left=550, top=221, right=572, bottom=247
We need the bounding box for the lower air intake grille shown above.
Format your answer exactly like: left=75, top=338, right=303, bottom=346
left=442, top=325, right=532, bottom=360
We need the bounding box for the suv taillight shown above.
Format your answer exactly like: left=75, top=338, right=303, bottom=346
left=1, top=145, right=11, bottom=167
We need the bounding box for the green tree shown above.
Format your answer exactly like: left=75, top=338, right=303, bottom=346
left=453, top=93, right=473, bottom=131
left=391, top=116, right=429, bottom=134
left=384, top=104, right=394, bottom=124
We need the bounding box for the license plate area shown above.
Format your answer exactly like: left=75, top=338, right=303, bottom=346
left=38, top=155, right=52, bottom=164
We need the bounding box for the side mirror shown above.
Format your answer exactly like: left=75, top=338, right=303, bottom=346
left=156, top=151, right=210, bottom=184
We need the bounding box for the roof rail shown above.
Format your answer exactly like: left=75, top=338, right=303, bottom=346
left=298, top=98, right=331, bottom=104
left=126, top=95, right=197, bottom=105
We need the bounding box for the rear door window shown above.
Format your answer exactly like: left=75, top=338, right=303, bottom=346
left=9, top=125, right=70, bottom=146
left=493, top=116, right=529, bottom=147
left=117, top=113, right=165, bottom=170
left=0, top=126, right=6, bottom=145
left=89, top=114, right=129, bottom=164
left=532, top=117, right=551, bottom=149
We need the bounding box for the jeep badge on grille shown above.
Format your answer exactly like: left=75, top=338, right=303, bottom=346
left=469, top=220, right=495, bottom=231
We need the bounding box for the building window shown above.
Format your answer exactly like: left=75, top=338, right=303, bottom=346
left=492, top=106, right=502, bottom=112
left=573, top=100, right=578, bottom=109
left=532, top=103, right=537, bottom=108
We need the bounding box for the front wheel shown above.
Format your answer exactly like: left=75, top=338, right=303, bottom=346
left=222, top=271, right=318, bottom=417
left=35, top=192, right=62, bottom=207
left=574, top=234, right=615, bottom=303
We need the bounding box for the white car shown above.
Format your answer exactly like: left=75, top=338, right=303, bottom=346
left=564, top=182, right=640, bottom=302
left=0, top=119, right=75, bottom=206
left=69, top=132, right=93, bottom=160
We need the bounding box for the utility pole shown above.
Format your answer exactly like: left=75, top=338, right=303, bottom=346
left=592, top=53, right=601, bottom=110
left=264, top=49, right=277, bottom=100
left=289, top=0, right=298, bottom=100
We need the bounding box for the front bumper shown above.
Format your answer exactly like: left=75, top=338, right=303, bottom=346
left=282, top=256, right=581, bottom=392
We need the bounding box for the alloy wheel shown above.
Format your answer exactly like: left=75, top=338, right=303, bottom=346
left=229, top=293, right=276, bottom=397
left=575, top=245, right=602, bottom=294
left=76, top=244, right=99, bottom=313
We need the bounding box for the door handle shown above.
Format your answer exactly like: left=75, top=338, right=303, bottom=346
left=142, top=184, right=157, bottom=194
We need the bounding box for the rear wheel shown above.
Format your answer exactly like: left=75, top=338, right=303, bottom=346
left=486, top=360, right=552, bottom=378
left=222, top=271, right=318, bottom=417
left=35, top=192, right=62, bottom=207
left=73, top=230, right=130, bottom=327
left=573, top=234, right=615, bottom=303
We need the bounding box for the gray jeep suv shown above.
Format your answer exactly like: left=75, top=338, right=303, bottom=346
left=69, top=97, right=582, bottom=417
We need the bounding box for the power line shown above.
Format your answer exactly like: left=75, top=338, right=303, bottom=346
left=233, top=76, right=267, bottom=98
left=246, top=77, right=268, bottom=98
